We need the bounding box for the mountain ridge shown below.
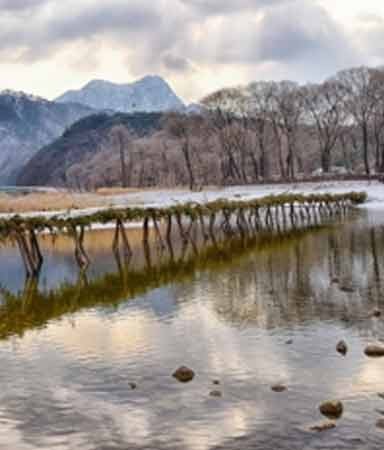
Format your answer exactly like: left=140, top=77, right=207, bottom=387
left=56, top=75, right=185, bottom=113
left=17, top=111, right=164, bottom=187
left=0, top=90, right=93, bottom=183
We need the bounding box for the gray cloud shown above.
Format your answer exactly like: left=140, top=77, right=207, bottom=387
left=255, top=1, right=356, bottom=64
left=0, top=0, right=377, bottom=99
left=0, top=0, right=359, bottom=67
left=0, top=0, right=50, bottom=11
left=0, top=1, right=166, bottom=62
left=163, top=53, right=193, bottom=72
left=46, top=3, right=159, bottom=41
left=175, top=0, right=360, bottom=82
left=355, top=14, right=384, bottom=63
left=179, top=0, right=291, bottom=15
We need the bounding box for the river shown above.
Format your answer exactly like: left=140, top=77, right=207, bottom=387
left=0, top=209, right=383, bottom=449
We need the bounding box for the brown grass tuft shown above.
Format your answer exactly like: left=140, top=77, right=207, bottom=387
left=0, top=192, right=110, bottom=214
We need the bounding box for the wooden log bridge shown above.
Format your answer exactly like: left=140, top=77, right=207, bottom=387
left=0, top=192, right=367, bottom=278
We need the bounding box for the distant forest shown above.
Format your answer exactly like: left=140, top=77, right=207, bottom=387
left=19, top=65, right=384, bottom=190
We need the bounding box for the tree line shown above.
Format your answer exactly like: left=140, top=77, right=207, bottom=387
left=44, top=65, right=384, bottom=191
left=198, top=66, right=384, bottom=184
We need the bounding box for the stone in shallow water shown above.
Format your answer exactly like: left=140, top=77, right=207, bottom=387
left=377, top=419, right=384, bottom=429
left=212, top=380, right=220, bottom=385
left=209, top=390, right=222, bottom=397
left=372, top=309, right=382, bottom=318
left=365, top=345, right=384, bottom=357
left=128, top=382, right=137, bottom=390
left=336, top=340, right=348, bottom=356
left=319, top=400, right=343, bottom=419
left=340, top=285, right=354, bottom=293
left=172, top=366, right=195, bottom=383
left=310, top=422, right=336, bottom=432
left=285, top=339, right=293, bottom=345
left=271, top=384, right=287, bottom=393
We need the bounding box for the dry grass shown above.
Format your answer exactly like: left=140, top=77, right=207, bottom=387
left=0, top=186, right=193, bottom=214
left=96, top=187, right=141, bottom=196
left=0, top=192, right=111, bottom=214
left=0, top=187, right=192, bottom=214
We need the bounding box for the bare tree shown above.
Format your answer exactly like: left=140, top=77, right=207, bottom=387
left=300, top=81, right=346, bottom=173
left=246, top=81, right=275, bottom=178
left=203, top=87, right=264, bottom=184
left=111, top=125, right=131, bottom=188
left=370, top=69, right=384, bottom=172
left=371, top=100, right=384, bottom=172
left=333, top=67, right=384, bottom=175
left=202, top=88, right=247, bottom=184
left=269, top=81, right=303, bottom=179
left=164, top=113, right=202, bottom=190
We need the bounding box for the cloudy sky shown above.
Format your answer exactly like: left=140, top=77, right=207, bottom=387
left=0, top=0, right=384, bottom=102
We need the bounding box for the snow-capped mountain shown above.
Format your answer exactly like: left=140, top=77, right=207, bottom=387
left=0, top=90, right=92, bottom=183
left=56, top=75, right=185, bottom=113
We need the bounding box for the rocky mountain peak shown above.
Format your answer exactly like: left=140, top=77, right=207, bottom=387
left=55, top=75, right=185, bottom=113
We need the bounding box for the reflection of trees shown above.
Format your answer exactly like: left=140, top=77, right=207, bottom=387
left=203, top=221, right=384, bottom=332
left=370, top=228, right=380, bottom=285
left=1, top=215, right=383, bottom=341
left=0, top=228, right=321, bottom=341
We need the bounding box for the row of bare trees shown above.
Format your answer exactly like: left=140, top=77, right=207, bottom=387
left=65, top=66, right=384, bottom=191
left=202, top=65, right=384, bottom=182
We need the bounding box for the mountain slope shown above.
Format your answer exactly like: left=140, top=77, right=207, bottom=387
left=17, top=112, right=163, bottom=187
left=0, top=90, right=93, bottom=183
left=56, top=76, right=184, bottom=113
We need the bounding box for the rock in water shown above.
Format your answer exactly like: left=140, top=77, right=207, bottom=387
left=340, top=285, right=354, bottom=293
left=319, top=400, right=344, bottom=419
left=172, top=366, right=195, bottom=383
left=372, top=309, right=382, bottom=318
left=128, top=382, right=137, bottom=390
left=271, top=384, right=287, bottom=393
left=336, top=340, right=348, bottom=356
left=377, top=419, right=384, bottom=429
left=365, top=345, right=384, bottom=357
left=310, top=422, right=336, bottom=432
left=210, top=390, right=222, bottom=398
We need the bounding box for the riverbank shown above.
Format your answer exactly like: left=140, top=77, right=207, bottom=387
left=0, top=180, right=382, bottom=219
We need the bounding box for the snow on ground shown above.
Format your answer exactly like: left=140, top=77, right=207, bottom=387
left=109, top=180, right=384, bottom=210
left=0, top=180, right=383, bottom=224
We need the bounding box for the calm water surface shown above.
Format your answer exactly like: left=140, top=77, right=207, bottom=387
left=0, top=210, right=384, bottom=449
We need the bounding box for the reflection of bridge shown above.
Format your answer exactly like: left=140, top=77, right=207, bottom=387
left=0, top=192, right=366, bottom=278
left=0, top=217, right=383, bottom=343
left=0, top=228, right=334, bottom=341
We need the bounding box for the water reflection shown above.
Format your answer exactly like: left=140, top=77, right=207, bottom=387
left=0, top=210, right=383, bottom=449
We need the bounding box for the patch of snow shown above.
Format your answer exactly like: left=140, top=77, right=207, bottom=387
left=110, top=180, right=384, bottom=210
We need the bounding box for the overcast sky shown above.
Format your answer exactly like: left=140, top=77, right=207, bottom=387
left=0, top=0, right=384, bottom=102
